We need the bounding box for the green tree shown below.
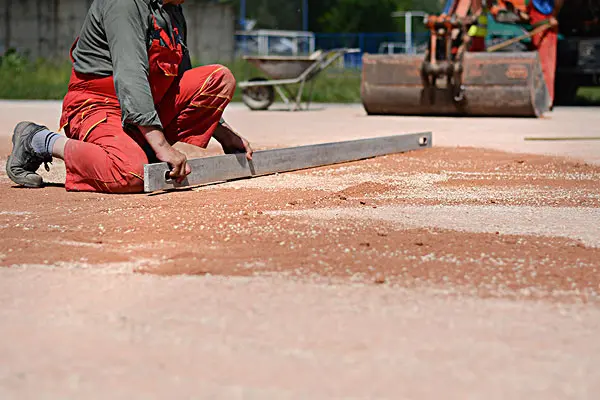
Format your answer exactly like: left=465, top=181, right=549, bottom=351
left=222, top=0, right=445, bottom=33
left=225, top=0, right=305, bottom=30
left=318, top=0, right=399, bottom=33
left=311, top=0, right=443, bottom=33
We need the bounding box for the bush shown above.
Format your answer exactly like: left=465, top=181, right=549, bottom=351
left=0, top=51, right=71, bottom=100
left=576, top=87, right=600, bottom=105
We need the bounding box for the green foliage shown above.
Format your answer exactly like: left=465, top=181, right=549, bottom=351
left=0, top=51, right=71, bottom=100
left=227, top=0, right=444, bottom=32
left=311, top=0, right=444, bottom=33
left=576, top=87, right=600, bottom=105
left=318, top=0, right=400, bottom=33
left=230, top=0, right=305, bottom=30
left=0, top=56, right=361, bottom=103
left=0, top=49, right=30, bottom=71
left=308, top=69, right=361, bottom=102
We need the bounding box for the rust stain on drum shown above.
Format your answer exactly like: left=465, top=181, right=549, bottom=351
left=505, top=65, right=529, bottom=80
left=466, top=58, right=535, bottom=65
left=466, top=63, right=484, bottom=78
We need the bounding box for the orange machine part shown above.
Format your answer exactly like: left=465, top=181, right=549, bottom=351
left=527, top=3, right=558, bottom=105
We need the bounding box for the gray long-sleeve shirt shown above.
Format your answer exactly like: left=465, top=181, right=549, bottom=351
left=72, top=0, right=192, bottom=129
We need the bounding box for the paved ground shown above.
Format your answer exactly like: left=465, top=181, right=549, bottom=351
left=1, top=102, right=599, bottom=399
left=2, top=101, right=598, bottom=164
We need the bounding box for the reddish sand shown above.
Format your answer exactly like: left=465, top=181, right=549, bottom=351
left=2, top=147, right=599, bottom=303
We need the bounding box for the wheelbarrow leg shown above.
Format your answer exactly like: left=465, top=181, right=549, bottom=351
left=294, top=78, right=307, bottom=111
left=306, top=79, right=316, bottom=111
left=274, top=85, right=291, bottom=109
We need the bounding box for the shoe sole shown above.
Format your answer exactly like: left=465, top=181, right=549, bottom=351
left=5, top=122, right=44, bottom=188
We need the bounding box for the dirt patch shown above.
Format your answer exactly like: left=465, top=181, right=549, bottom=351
left=136, top=222, right=600, bottom=304
left=336, top=181, right=396, bottom=197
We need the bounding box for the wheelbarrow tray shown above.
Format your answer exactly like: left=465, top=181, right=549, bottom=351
left=243, top=55, right=318, bottom=80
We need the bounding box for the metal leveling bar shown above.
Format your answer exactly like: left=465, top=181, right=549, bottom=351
left=144, top=132, right=433, bottom=192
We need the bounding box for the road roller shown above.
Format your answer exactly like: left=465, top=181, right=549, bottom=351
left=361, top=0, right=578, bottom=117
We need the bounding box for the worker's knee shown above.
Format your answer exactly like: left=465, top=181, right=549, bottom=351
left=100, top=177, right=144, bottom=193
left=188, top=64, right=236, bottom=98
left=215, top=65, right=236, bottom=98
left=100, top=152, right=146, bottom=194
left=119, top=163, right=145, bottom=193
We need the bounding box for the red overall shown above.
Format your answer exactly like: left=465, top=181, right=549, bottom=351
left=527, top=2, right=558, bottom=105
left=59, top=17, right=235, bottom=193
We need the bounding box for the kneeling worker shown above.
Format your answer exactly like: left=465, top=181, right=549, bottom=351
left=6, top=0, right=253, bottom=193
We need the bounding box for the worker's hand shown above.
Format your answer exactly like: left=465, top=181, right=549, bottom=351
left=222, top=133, right=253, bottom=161
left=213, top=121, right=254, bottom=161
left=549, top=16, right=559, bottom=29
left=140, top=126, right=192, bottom=183
left=155, top=145, right=192, bottom=183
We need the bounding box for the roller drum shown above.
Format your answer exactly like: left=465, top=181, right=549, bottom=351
left=361, top=52, right=550, bottom=117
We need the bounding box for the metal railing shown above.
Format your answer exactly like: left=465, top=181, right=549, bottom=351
left=234, top=31, right=430, bottom=69
left=235, top=30, right=316, bottom=57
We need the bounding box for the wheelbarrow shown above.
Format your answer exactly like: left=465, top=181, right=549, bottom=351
left=238, top=48, right=360, bottom=111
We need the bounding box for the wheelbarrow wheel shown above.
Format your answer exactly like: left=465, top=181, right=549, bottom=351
left=242, top=77, right=275, bottom=111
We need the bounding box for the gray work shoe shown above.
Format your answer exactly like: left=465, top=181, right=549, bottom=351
left=5, top=122, right=52, bottom=188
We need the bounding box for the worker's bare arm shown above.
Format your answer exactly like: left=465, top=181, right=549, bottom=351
left=213, top=122, right=254, bottom=161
